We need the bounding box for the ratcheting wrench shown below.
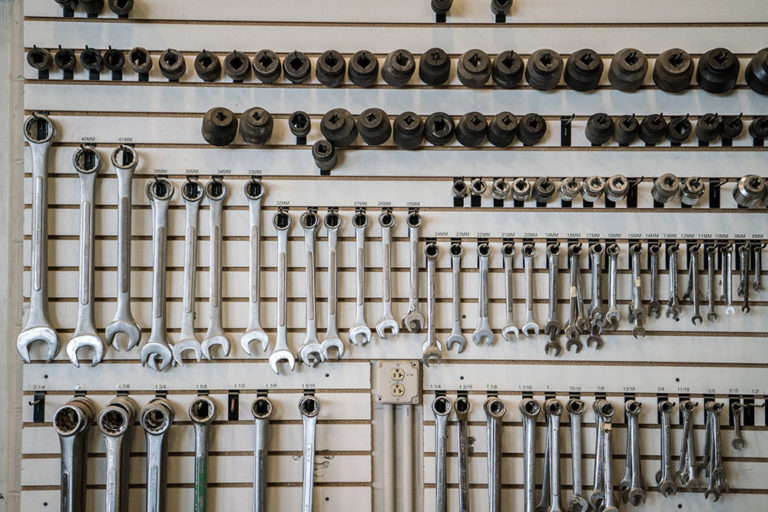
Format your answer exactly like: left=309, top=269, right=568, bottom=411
left=501, top=243, right=520, bottom=342
left=298, top=210, right=323, bottom=367
left=349, top=211, right=372, bottom=346
left=241, top=178, right=269, bottom=355
left=521, top=243, right=539, bottom=337
left=473, top=243, right=494, bottom=345
left=300, top=395, right=320, bottom=512
left=140, top=398, right=175, bottom=512
left=202, top=179, right=230, bottom=360
left=321, top=210, right=345, bottom=360
left=98, top=396, right=137, bottom=512
left=402, top=211, right=425, bottom=332
left=105, top=145, right=142, bottom=352
left=18, top=114, right=60, bottom=363
left=446, top=242, right=467, bottom=352
left=270, top=209, right=295, bottom=374
left=421, top=243, right=442, bottom=366
left=67, top=146, right=105, bottom=367
left=376, top=211, right=399, bottom=338
left=55, top=396, right=96, bottom=512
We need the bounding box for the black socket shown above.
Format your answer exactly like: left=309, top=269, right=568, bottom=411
left=27, top=47, right=52, bottom=71
left=80, top=0, right=104, bottom=14
left=103, top=47, right=124, bottom=72
left=128, top=47, right=152, bottom=74
left=518, top=113, right=547, bottom=146
left=525, top=49, right=563, bottom=90
left=749, top=116, right=768, bottom=139
left=745, top=48, right=768, bottom=95
left=564, top=49, right=603, bottom=91
left=720, top=115, right=744, bottom=139
left=492, top=50, right=524, bottom=88
left=252, top=49, right=281, bottom=83
left=639, top=114, right=667, bottom=145
left=240, top=107, right=273, bottom=145
left=194, top=50, right=221, bottom=81
left=80, top=47, right=103, bottom=73
left=321, top=108, right=358, bottom=148
left=695, top=113, right=721, bottom=143
left=55, top=47, right=77, bottom=73
left=490, top=0, right=513, bottom=15
left=696, top=47, right=740, bottom=94
left=313, top=139, right=337, bottom=171
left=456, top=112, right=488, bottom=147
left=458, top=49, right=491, bottom=88
left=349, top=50, right=379, bottom=87
left=316, top=50, right=346, bottom=87
left=424, top=112, right=455, bottom=146
left=159, top=48, right=186, bottom=80
left=225, top=50, right=252, bottom=81
left=488, top=112, right=518, bottom=147
left=382, top=49, right=415, bottom=87
left=653, top=48, right=693, bottom=92
left=667, top=116, right=692, bottom=143
left=55, top=0, right=79, bottom=10
left=108, top=0, right=133, bottom=16
left=419, top=48, right=451, bottom=86
left=201, top=107, right=238, bottom=146
left=289, top=111, right=311, bottom=139
left=608, top=48, right=647, bottom=91
left=393, top=112, right=424, bottom=150
left=614, top=115, right=639, bottom=145
left=358, top=108, right=391, bottom=145
left=283, top=51, right=311, bottom=84
left=585, top=113, right=614, bottom=145
left=431, top=0, right=453, bottom=15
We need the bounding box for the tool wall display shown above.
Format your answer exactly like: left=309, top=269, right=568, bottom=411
left=17, top=0, right=768, bottom=511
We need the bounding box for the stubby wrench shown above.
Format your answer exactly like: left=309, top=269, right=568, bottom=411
left=55, top=396, right=96, bottom=512
left=566, top=399, right=589, bottom=512
left=446, top=243, right=467, bottom=352
left=501, top=243, right=519, bottom=341
left=349, top=211, right=372, bottom=346
left=105, top=145, right=142, bottom=352
left=666, top=244, right=682, bottom=320
left=604, top=243, right=621, bottom=329
left=141, top=178, right=175, bottom=372
left=544, top=244, right=562, bottom=345
left=172, top=178, right=204, bottom=365
left=270, top=209, right=295, bottom=374
left=432, top=395, right=453, bottom=512
left=376, top=211, right=399, bottom=338
left=706, top=245, right=718, bottom=321
left=731, top=402, right=746, bottom=450
left=586, top=243, right=605, bottom=349
left=300, top=395, right=320, bottom=512
left=67, top=146, right=105, bottom=367
left=98, top=396, right=137, bottom=512
left=299, top=210, right=323, bottom=366
left=485, top=397, right=506, bottom=512
left=241, top=178, right=269, bottom=355
left=422, top=243, right=442, bottom=366
left=455, top=396, right=472, bottom=512
left=656, top=400, right=677, bottom=497
left=721, top=245, right=735, bottom=315
left=628, top=243, right=646, bottom=337
left=202, top=179, right=230, bottom=360
left=521, top=244, right=540, bottom=337
left=321, top=210, right=344, bottom=360
left=402, top=211, right=425, bottom=332
left=473, top=243, right=494, bottom=345
left=519, top=398, right=541, bottom=512
left=252, top=397, right=273, bottom=512
left=18, top=114, right=59, bottom=363
left=140, top=398, right=175, bottom=512
left=647, top=243, right=662, bottom=319
left=190, top=396, right=216, bottom=512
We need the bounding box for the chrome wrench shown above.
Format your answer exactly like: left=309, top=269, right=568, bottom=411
left=566, top=399, right=589, bottom=512
left=422, top=243, right=442, bottom=366
left=521, top=243, right=539, bottom=337
left=432, top=395, right=453, bottom=512
left=241, top=178, right=269, bottom=355
left=485, top=397, right=506, bottom=512
left=446, top=242, right=467, bottom=352
left=544, top=244, right=562, bottom=345
left=140, top=398, right=175, bottom=512
left=625, top=400, right=646, bottom=506
left=252, top=397, right=274, bottom=512
left=300, top=395, right=320, bottom=512
left=270, top=209, right=295, bottom=374
left=628, top=243, right=646, bottom=337
left=656, top=400, right=677, bottom=497
left=55, top=396, right=96, bottom=512
left=601, top=422, right=619, bottom=512
left=604, top=243, right=621, bottom=329
left=455, top=396, right=472, bottom=512
left=472, top=242, right=494, bottom=346
left=98, top=396, right=137, bottom=512
left=321, top=210, right=344, bottom=360
left=591, top=399, right=615, bottom=511
left=202, top=179, right=230, bottom=360
left=298, top=210, right=323, bottom=367
left=545, top=398, right=564, bottom=512
left=376, top=211, right=399, bottom=338
left=666, top=244, right=682, bottom=320
left=647, top=243, right=662, bottom=319
left=738, top=244, right=751, bottom=313
left=721, top=244, right=735, bottom=315
left=501, top=243, right=519, bottom=341
left=706, top=245, right=718, bottom=321
left=349, top=211, right=372, bottom=346
left=402, top=211, right=425, bottom=332
left=688, top=244, right=703, bottom=324
left=519, top=398, right=541, bottom=512
left=190, top=396, right=216, bottom=512
left=586, top=244, right=605, bottom=349
left=562, top=244, right=582, bottom=354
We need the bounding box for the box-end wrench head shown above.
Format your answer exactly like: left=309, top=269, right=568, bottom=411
left=300, top=395, right=320, bottom=512
left=98, top=396, right=137, bottom=512
left=202, top=179, right=231, bottom=360
left=321, top=211, right=345, bottom=361
left=472, top=243, right=494, bottom=346
left=270, top=210, right=296, bottom=374
left=140, top=398, right=175, bottom=512
left=376, top=211, right=399, bottom=339
left=432, top=395, right=453, bottom=512
left=55, top=396, right=96, bottom=512
left=241, top=179, right=270, bottom=355
left=68, top=146, right=106, bottom=367
left=298, top=211, right=323, bottom=367
left=402, top=211, right=425, bottom=333
left=349, top=211, right=372, bottom=346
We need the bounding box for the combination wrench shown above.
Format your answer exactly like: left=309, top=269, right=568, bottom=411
left=738, top=244, right=751, bottom=313
left=485, top=397, right=506, bottom=512
left=422, top=243, right=442, bottom=366
left=721, top=244, right=735, bottom=315
left=402, top=211, right=425, bottom=332
left=455, top=396, right=471, bottom=512
left=98, top=395, right=137, bottom=512
left=591, top=399, right=615, bottom=511
left=446, top=242, right=467, bottom=352
left=647, top=243, right=662, bottom=319
left=628, top=243, right=646, bottom=337
left=601, top=422, right=619, bottom=512
left=252, top=397, right=274, bottom=512
left=18, top=114, right=59, bottom=363
left=202, top=179, right=230, bottom=360
left=105, top=145, right=141, bottom=352
left=140, top=398, right=175, bottom=512
left=604, top=243, right=621, bottom=329
left=624, top=400, right=646, bottom=506
left=432, top=395, right=452, bottom=512
left=67, top=146, right=105, bottom=367
left=521, top=243, right=540, bottom=337
left=686, top=244, right=703, bottom=324
left=566, top=398, right=589, bottom=512
left=666, top=244, right=682, bottom=320
left=562, top=244, right=582, bottom=354
left=586, top=243, right=605, bottom=349
left=677, top=400, right=699, bottom=489
left=299, top=210, right=323, bottom=367
left=376, top=211, right=399, bottom=338
left=300, top=395, right=320, bottom=512
left=545, top=398, right=564, bottom=512
left=706, top=245, right=718, bottom=321
left=501, top=243, right=519, bottom=341
left=472, top=243, right=494, bottom=345
left=704, top=402, right=729, bottom=501
left=54, top=396, right=96, bottom=512
left=321, top=210, right=345, bottom=360
left=241, top=178, right=270, bottom=355
left=190, top=396, right=216, bottom=512
left=141, top=178, right=175, bottom=372
left=754, top=244, right=764, bottom=291
left=656, top=400, right=677, bottom=497
left=270, top=209, right=295, bottom=374
left=519, top=398, right=541, bottom=512
left=172, top=178, right=204, bottom=365
left=349, top=211, right=372, bottom=346
left=544, top=244, right=562, bottom=346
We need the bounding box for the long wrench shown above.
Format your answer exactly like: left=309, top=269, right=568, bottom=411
left=140, top=398, right=175, bottom=512
left=18, top=114, right=59, bottom=363
left=270, top=209, right=295, bottom=374
left=349, top=211, right=372, bottom=346
left=601, top=422, right=619, bottom=512
left=67, top=146, right=105, bottom=367
left=202, top=179, right=230, bottom=360
left=141, top=178, right=175, bottom=372
left=190, top=396, right=216, bottom=512
left=738, top=244, right=751, bottom=313
left=321, top=210, right=344, bottom=360
left=402, top=211, right=425, bottom=332
left=105, top=145, right=142, bottom=352
left=422, top=243, right=442, bottom=366
left=299, top=210, right=323, bottom=366
left=586, top=244, right=605, bottom=349
left=625, top=400, right=646, bottom=506
left=376, top=211, right=399, bottom=338
left=754, top=243, right=764, bottom=291
left=647, top=243, right=662, bottom=319
left=446, top=242, right=467, bottom=352
left=721, top=245, right=735, bottom=315
left=656, top=400, right=677, bottom=497
left=172, top=178, right=204, bottom=365
left=432, top=395, right=453, bottom=512
left=519, top=398, right=541, bottom=512
left=55, top=396, right=96, bottom=512
left=521, top=244, right=540, bottom=337
left=677, top=400, right=699, bottom=489
left=566, top=399, right=589, bottom=512
left=666, top=244, right=682, bottom=320
left=604, top=243, right=621, bottom=329
left=300, top=395, right=320, bottom=512
left=629, top=243, right=646, bottom=337
left=485, top=397, right=506, bottom=512
left=473, top=243, right=494, bottom=345
left=252, top=397, right=273, bottom=512
left=591, top=399, right=615, bottom=511
left=545, top=398, right=564, bottom=512
left=706, top=245, right=718, bottom=321
left=501, top=243, right=519, bottom=341
left=241, top=178, right=269, bottom=355
left=544, top=244, right=562, bottom=345
left=455, top=396, right=472, bottom=512
left=98, top=396, right=137, bottom=512
left=562, top=244, right=582, bottom=354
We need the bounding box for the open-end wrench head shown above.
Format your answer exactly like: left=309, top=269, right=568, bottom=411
left=703, top=486, right=720, bottom=502
left=401, top=309, right=425, bottom=333
left=445, top=333, right=467, bottom=353
left=588, top=493, right=604, bottom=512
left=376, top=317, right=399, bottom=339
left=320, top=336, right=345, bottom=361
left=348, top=324, right=372, bottom=346
left=691, top=314, right=703, bottom=325
left=17, top=327, right=59, bottom=363
left=502, top=324, right=519, bottom=342
left=522, top=321, right=540, bottom=337
left=269, top=350, right=296, bottom=375
left=422, top=348, right=442, bottom=367
left=299, top=342, right=323, bottom=368
left=472, top=326, right=494, bottom=346
left=240, top=329, right=270, bottom=356
left=66, top=334, right=105, bottom=367
left=171, top=339, right=203, bottom=365
left=658, top=479, right=677, bottom=497
left=202, top=335, right=231, bottom=360
left=545, top=340, right=563, bottom=356
left=586, top=334, right=603, bottom=349
left=105, top=320, right=141, bottom=351
left=647, top=301, right=661, bottom=319
left=567, top=495, right=589, bottom=512
left=140, top=342, right=173, bottom=372
left=628, top=488, right=646, bottom=506
left=565, top=338, right=583, bottom=353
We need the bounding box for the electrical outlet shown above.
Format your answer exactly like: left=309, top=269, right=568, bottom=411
left=373, top=360, right=421, bottom=404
